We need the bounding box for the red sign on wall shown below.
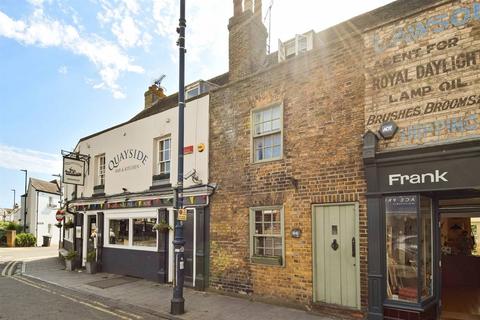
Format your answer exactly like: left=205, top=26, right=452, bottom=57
left=184, top=145, right=194, bottom=154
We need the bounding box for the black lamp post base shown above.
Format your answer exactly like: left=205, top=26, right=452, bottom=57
left=170, top=298, right=185, bottom=315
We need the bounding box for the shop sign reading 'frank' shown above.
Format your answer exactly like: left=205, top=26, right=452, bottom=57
left=365, top=1, right=480, bottom=150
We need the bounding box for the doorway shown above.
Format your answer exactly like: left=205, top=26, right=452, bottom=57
left=439, top=196, right=480, bottom=320
left=312, top=203, right=360, bottom=309
left=82, top=213, right=97, bottom=266
left=182, top=208, right=196, bottom=287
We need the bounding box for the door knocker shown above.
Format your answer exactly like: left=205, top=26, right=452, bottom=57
left=331, top=239, right=339, bottom=251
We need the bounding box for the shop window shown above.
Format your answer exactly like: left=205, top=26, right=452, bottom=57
left=95, top=154, right=105, bottom=186
left=154, top=137, right=171, bottom=176
left=250, top=207, right=284, bottom=266
left=132, top=218, right=157, bottom=247
left=385, top=195, right=433, bottom=303
left=108, top=219, right=129, bottom=246
left=252, top=104, right=283, bottom=163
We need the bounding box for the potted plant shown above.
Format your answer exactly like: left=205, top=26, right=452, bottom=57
left=85, top=249, right=97, bottom=274
left=64, top=219, right=75, bottom=229
left=152, top=220, right=173, bottom=232
left=5, top=222, right=18, bottom=247
left=64, top=250, right=77, bottom=271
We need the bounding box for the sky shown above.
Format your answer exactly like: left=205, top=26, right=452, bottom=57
left=0, top=0, right=395, bottom=208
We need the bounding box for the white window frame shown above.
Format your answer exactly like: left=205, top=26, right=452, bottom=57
left=251, top=103, right=283, bottom=163
left=95, top=154, right=105, bottom=186
left=104, top=210, right=158, bottom=252
left=249, top=206, right=285, bottom=266
left=278, top=30, right=314, bottom=62
left=155, top=136, right=171, bottom=175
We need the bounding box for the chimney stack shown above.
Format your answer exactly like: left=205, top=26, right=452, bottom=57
left=228, top=0, right=267, bottom=82
left=144, top=85, right=166, bottom=109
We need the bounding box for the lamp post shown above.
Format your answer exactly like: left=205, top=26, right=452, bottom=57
left=20, top=169, right=27, bottom=232
left=171, top=0, right=186, bottom=315
left=52, top=174, right=63, bottom=249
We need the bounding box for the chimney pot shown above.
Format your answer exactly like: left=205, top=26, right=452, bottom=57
left=233, top=0, right=242, bottom=16
left=144, top=85, right=166, bottom=109
left=244, top=0, right=253, bottom=12
left=254, top=0, right=262, bottom=17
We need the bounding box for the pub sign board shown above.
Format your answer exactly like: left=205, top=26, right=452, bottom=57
left=377, top=156, right=480, bottom=193
left=63, top=157, right=85, bottom=186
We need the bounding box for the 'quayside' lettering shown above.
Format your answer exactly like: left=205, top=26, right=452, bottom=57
left=108, top=149, right=148, bottom=171
left=388, top=170, right=448, bottom=186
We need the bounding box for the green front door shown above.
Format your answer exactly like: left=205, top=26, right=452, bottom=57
left=313, top=204, right=359, bottom=309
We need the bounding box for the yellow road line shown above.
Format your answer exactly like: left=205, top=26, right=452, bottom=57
left=11, top=276, right=141, bottom=320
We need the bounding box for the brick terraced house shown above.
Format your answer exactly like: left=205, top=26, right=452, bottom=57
left=207, top=1, right=480, bottom=320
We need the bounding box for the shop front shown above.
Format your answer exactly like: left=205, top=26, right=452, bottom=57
left=364, top=137, right=480, bottom=320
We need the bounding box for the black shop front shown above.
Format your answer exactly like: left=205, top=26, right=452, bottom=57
left=364, top=134, right=480, bottom=320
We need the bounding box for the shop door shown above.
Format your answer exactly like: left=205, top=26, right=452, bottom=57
left=183, top=209, right=195, bottom=287
left=313, top=204, right=359, bottom=308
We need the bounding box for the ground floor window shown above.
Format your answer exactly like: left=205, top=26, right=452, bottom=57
left=105, top=211, right=158, bottom=251
left=249, top=206, right=284, bottom=266
left=133, top=218, right=157, bottom=247
left=385, top=195, right=433, bottom=303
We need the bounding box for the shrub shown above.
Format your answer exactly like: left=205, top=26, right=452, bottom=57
left=2, top=222, right=23, bottom=233
left=15, top=233, right=36, bottom=247
left=86, top=250, right=96, bottom=263
left=65, top=250, right=77, bottom=260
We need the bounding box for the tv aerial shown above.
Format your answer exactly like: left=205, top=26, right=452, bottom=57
left=154, top=74, right=166, bottom=90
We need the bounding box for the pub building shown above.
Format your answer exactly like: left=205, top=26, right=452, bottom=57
left=62, top=76, right=226, bottom=289
left=364, top=1, right=480, bottom=319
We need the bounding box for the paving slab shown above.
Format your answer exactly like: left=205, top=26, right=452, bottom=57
left=23, top=257, right=345, bottom=320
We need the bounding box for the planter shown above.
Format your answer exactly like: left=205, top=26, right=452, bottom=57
left=86, top=261, right=97, bottom=274
left=65, top=259, right=75, bottom=271
left=6, top=230, right=16, bottom=247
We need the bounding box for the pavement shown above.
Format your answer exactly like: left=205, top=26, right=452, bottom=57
left=0, top=246, right=350, bottom=320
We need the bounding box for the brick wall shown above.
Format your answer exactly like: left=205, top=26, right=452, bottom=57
left=209, top=31, right=368, bottom=310
left=365, top=0, right=480, bottom=151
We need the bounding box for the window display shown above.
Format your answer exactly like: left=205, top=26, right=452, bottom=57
left=385, top=195, right=434, bottom=303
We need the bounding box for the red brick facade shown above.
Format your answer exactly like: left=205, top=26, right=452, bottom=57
left=208, top=3, right=368, bottom=312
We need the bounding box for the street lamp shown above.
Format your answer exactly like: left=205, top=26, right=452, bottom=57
left=20, top=169, right=27, bottom=232
left=171, top=0, right=186, bottom=315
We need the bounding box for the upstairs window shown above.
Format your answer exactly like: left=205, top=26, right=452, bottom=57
left=156, top=137, right=171, bottom=175
left=95, top=154, right=105, bottom=186
left=252, top=104, right=282, bottom=162
left=278, top=30, right=314, bottom=62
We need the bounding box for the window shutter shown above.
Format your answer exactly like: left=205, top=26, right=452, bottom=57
left=277, top=39, right=285, bottom=62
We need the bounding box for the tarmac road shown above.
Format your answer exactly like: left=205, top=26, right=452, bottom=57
left=0, top=274, right=168, bottom=320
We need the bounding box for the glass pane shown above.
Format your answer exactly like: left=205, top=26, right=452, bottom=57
left=385, top=195, right=419, bottom=302
left=254, top=138, right=263, bottom=150
left=264, top=222, right=273, bottom=234
left=272, top=146, right=281, bottom=158
left=165, top=161, right=170, bottom=173
left=420, top=197, right=433, bottom=299
left=132, top=218, right=157, bottom=247
left=263, top=121, right=272, bottom=133
left=254, top=112, right=261, bottom=124
left=264, top=147, right=272, bottom=160
left=255, top=124, right=262, bottom=135
left=255, top=223, right=263, bottom=234
left=272, top=105, right=281, bottom=119
left=255, top=211, right=262, bottom=222
left=272, top=119, right=280, bottom=130
left=272, top=222, right=281, bottom=233
left=263, top=108, right=272, bottom=121
left=271, top=209, right=280, bottom=223
left=264, top=135, right=273, bottom=148
left=273, top=133, right=281, bottom=146
left=255, top=149, right=263, bottom=161
left=255, top=237, right=264, bottom=255
left=109, top=219, right=129, bottom=246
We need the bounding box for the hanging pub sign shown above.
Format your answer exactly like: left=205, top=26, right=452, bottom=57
left=63, top=157, right=86, bottom=186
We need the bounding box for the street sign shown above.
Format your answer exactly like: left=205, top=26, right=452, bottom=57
left=177, top=209, right=187, bottom=221
left=55, top=210, right=65, bottom=222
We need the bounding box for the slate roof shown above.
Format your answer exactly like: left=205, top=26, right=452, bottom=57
left=30, top=178, right=60, bottom=195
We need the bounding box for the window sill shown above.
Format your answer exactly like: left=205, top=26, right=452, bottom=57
left=152, top=173, right=170, bottom=181
left=251, top=255, right=283, bottom=266
left=251, top=156, right=284, bottom=165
